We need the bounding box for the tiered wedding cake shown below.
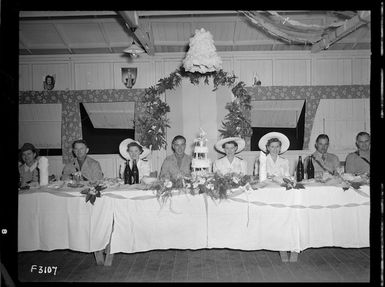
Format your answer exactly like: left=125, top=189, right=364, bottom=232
left=191, top=129, right=211, bottom=174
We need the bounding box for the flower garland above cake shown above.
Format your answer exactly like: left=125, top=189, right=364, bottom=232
left=137, top=67, right=251, bottom=150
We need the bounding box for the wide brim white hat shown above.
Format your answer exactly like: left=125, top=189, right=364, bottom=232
left=214, top=137, right=246, bottom=154
left=119, top=138, right=151, bottom=160
left=258, top=132, right=290, bottom=154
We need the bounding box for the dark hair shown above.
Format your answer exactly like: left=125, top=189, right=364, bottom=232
left=19, top=143, right=39, bottom=162
left=356, top=131, right=370, bottom=141
left=127, top=142, right=143, bottom=154
left=266, top=138, right=281, bottom=147
left=172, top=135, right=186, bottom=145
left=265, top=138, right=281, bottom=154
left=45, top=75, right=55, bottom=84
left=316, top=134, right=329, bottom=143
left=72, top=139, right=88, bottom=149
left=222, top=140, right=238, bottom=149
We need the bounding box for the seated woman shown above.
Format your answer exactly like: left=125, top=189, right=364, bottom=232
left=119, top=138, right=151, bottom=184
left=18, top=143, right=40, bottom=187
left=213, top=137, right=247, bottom=175
left=254, top=132, right=291, bottom=181
left=255, top=132, right=297, bottom=262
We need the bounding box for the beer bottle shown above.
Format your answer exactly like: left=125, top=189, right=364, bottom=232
left=132, top=159, right=139, bottom=184
left=296, top=156, right=304, bottom=182
left=124, top=160, right=132, bottom=184
left=306, top=156, right=315, bottom=179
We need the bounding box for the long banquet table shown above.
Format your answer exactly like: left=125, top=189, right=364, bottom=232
left=18, top=181, right=370, bottom=263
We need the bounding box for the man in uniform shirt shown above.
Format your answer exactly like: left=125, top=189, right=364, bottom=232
left=62, top=139, right=103, bottom=182
left=345, top=132, right=370, bottom=175
left=159, top=135, right=192, bottom=180
left=305, top=134, right=340, bottom=177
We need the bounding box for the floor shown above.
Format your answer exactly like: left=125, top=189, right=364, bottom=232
left=18, top=247, right=370, bottom=282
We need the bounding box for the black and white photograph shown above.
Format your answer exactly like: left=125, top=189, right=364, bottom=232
left=0, top=7, right=383, bottom=285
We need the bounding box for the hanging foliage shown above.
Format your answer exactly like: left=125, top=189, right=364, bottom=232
left=218, top=82, right=252, bottom=139
left=137, top=66, right=252, bottom=150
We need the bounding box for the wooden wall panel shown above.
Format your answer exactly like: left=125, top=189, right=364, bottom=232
left=235, top=58, right=273, bottom=86
left=73, top=62, right=112, bottom=90
left=20, top=50, right=371, bottom=90
left=112, top=61, right=153, bottom=89
left=19, top=64, right=31, bottom=91
left=31, top=63, right=71, bottom=90
left=352, top=58, right=370, bottom=85
left=314, top=58, right=352, bottom=85
left=274, top=59, right=311, bottom=86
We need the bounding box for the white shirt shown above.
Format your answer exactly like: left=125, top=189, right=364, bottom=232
left=213, top=156, right=247, bottom=175
left=266, top=154, right=290, bottom=177
left=127, top=159, right=151, bottom=181
left=254, top=154, right=290, bottom=177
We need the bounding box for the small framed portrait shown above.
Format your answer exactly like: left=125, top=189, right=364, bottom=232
left=43, top=74, right=56, bottom=90
left=122, top=67, right=137, bottom=88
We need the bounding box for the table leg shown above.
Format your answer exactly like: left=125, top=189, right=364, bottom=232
left=279, top=251, right=289, bottom=262
left=103, top=219, right=115, bottom=266
left=289, top=251, right=299, bottom=262
left=104, top=242, right=114, bottom=266
left=94, top=250, right=105, bottom=265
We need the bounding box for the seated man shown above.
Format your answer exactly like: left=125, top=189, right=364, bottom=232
left=304, top=134, right=340, bottom=177
left=159, top=135, right=192, bottom=180
left=62, top=139, right=103, bottom=182
left=345, top=132, right=370, bottom=175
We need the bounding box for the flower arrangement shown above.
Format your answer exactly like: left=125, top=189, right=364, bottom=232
left=281, top=177, right=305, bottom=190
left=80, top=183, right=107, bottom=205
left=146, top=173, right=258, bottom=203
left=337, top=173, right=368, bottom=192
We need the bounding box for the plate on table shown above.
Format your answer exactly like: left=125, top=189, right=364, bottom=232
left=47, top=181, right=65, bottom=189
left=67, top=182, right=85, bottom=188
left=120, top=183, right=148, bottom=190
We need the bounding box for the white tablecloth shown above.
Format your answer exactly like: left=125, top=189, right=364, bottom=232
left=18, top=188, right=114, bottom=252
left=18, top=182, right=370, bottom=254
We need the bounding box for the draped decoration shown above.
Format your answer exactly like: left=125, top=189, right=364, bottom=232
left=241, top=11, right=345, bottom=45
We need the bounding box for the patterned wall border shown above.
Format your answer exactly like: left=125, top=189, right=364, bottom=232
left=19, top=85, right=369, bottom=163
left=245, top=85, right=370, bottom=149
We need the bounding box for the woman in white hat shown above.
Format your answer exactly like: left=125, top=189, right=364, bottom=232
left=255, top=132, right=290, bottom=179
left=213, top=137, right=247, bottom=175
left=119, top=138, right=151, bottom=184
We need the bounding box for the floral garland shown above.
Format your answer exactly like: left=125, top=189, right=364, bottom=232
left=137, top=66, right=251, bottom=150
left=147, top=172, right=258, bottom=203
left=80, top=183, right=107, bottom=205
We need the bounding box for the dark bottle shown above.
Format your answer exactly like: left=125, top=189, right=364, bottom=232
left=306, top=156, right=315, bottom=179
left=296, top=156, right=304, bottom=182
left=132, top=159, right=140, bottom=184
left=124, top=160, right=132, bottom=185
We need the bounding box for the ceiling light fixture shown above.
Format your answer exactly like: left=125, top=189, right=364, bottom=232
left=123, top=41, right=145, bottom=58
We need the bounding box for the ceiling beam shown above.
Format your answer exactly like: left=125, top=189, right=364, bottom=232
left=52, top=23, right=73, bottom=54
left=311, top=11, right=370, bottom=53
left=19, top=32, right=33, bottom=54
left=118, top=11, right=155, bottom=56
left=98, top=22, right=113, bottom=53
left=19, top=11, right=117, bottom=18
left=136, top=10, right=309, bottom=17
